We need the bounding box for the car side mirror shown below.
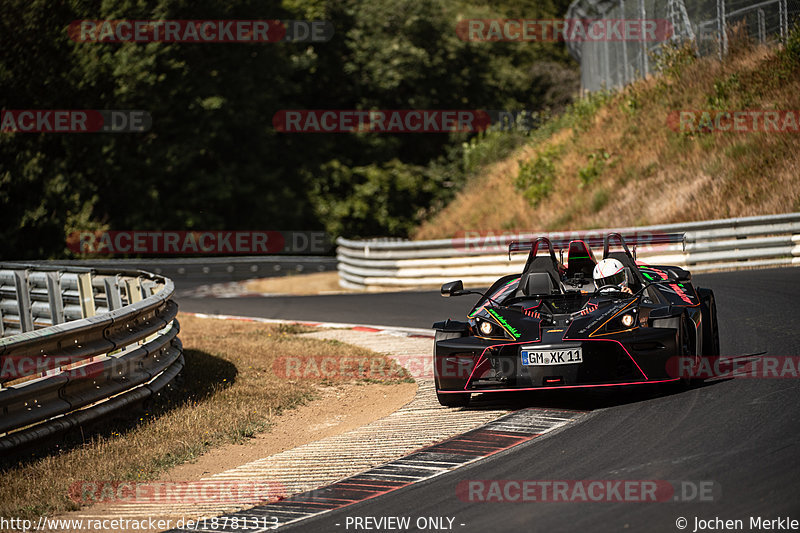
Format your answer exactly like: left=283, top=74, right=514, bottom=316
left=441, top=280, right=465, bottom=297
left=668, top=267, right=692, bottom=282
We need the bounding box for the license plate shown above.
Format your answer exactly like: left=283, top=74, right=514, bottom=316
left=521, top=346, right=583, bottom=366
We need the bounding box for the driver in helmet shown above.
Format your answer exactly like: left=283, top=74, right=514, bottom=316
left=593, top=258, right=633, bottom=295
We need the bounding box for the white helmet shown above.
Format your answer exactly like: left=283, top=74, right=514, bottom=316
left=593, top=258, right=627, bottom=289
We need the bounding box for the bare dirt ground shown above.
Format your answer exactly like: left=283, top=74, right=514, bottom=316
left=244, top=271, right=354, bottom=295
left=159, top=381, right=416, bottom=481
left=56, top=381, right=416, bottom=532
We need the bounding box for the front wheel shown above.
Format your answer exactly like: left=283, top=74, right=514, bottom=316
left=434, top=330, right=471, bottom=407
left=698, top=288, right=720, bottom=357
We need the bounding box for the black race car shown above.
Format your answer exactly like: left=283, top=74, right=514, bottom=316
left=432, top=233, right=720, bottom=407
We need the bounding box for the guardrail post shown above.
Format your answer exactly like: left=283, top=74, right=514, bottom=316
left=12, top=270, right=33, bottom=333
left=77, top=272, right=96, bottom=318
left=103, top=276, right=123, bottom=311
left=45, top=272, right=65, bottom=325
left=141, top=280, right=157, bottom=298
left=124, top=277, right=143, bottom=305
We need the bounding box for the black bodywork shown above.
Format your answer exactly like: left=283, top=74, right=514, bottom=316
left=432, top=233, right=720, bottom=407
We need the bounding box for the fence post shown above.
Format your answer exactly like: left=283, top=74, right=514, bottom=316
left=780, top=0, right=788, bottom=41
left=639, top=0, right=648, bottom=77
left=620, top=0, right=629, bottom=85
left=717, top=0, right=728, bottom=58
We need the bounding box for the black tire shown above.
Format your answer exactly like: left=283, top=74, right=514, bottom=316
left=677, top=312, right=696, bottom=389
left=698, top=288, right=720, bottom=357
left=653, top=313, right=698, bottom=389
left=434, top=330, right=471, bottom=407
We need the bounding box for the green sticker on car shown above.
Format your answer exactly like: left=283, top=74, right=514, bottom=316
left=488, top=308, right=521, bottom=339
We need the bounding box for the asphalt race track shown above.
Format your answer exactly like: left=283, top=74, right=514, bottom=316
left=180, top=268, right=800, bottom=532
left=179, top=288, right=476, bottom=329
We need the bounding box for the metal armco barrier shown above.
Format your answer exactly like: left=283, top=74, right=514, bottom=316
left=42, top=256, right=338, bottom=285
left=0, top=265, right=182, bottom=451
left=337, top=213, right=800, bottom=289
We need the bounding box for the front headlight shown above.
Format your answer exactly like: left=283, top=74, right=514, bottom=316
left=476, top=319, right=509, bottom=338
left=590, top=306, right=648, bottom=336
left=602, top=308, right=639, bottom=333
left=621, top=313, right=635, bottom=328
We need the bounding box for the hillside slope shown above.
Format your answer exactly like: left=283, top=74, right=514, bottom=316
left=414, top=34, right=800, bottom=239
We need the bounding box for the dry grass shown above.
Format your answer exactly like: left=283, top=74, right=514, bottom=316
left=0, top=314, right=410, bottom=521
left=414, top=129, right=573, bottom=240
left=415, top=34, right=800, bottom=239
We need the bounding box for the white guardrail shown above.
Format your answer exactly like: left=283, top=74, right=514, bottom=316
left=0, top=264, right=182, bottom=451
left=337, top=213, right=800, bottom=289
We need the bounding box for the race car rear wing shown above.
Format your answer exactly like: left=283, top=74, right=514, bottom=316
left=508, top=232, right=686, bottom=260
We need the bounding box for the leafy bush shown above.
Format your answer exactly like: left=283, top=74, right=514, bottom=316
left=651, top=40, right=697, bottom=79
left=309, top=159, right=443, bottom=239
left=778, top=24, right=800, bottom=75
left=514, top=143, right=564, bottom=206
left=786, top=24, right=800, bottom=63
left=707, top=73, right=741, bottom=109
left=462, top=113, right=544, bottom=174
left=566, top=90, right=613, bottom=133
left=578, top=149, right=610, bottom=187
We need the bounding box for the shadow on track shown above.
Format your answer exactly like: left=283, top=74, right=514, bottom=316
left=460, top=379, right=727, bottom=412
